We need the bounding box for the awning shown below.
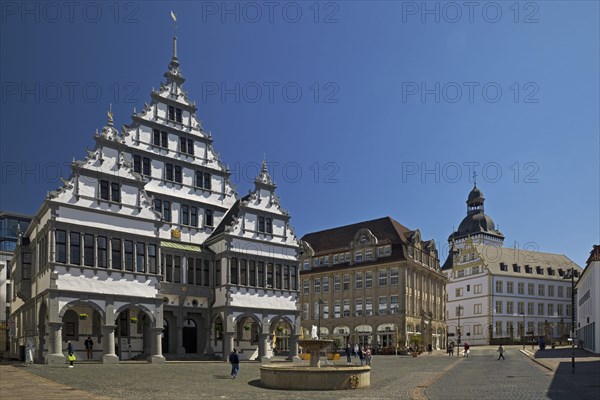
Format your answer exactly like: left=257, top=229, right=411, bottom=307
left=161, top=241, right=202, bottom=253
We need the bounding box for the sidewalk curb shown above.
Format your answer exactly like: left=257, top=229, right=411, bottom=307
left=520, top=349, right=553, bottom=372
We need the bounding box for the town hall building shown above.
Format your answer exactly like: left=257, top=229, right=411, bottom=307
left=8, top=35, right=300, bottom=364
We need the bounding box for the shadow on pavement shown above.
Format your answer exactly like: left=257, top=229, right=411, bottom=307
left=547, top=360, right=600, bottom=400
left=534, top=348, right=597, bottom=359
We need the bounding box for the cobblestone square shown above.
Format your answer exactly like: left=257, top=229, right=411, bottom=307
left=2, top=346, right=599, bottom=400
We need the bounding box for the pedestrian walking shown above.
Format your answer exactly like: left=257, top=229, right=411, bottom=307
left=365, top=347, right=372, bottom=366
left=354, top=343, right=359, bottom=364
left=67, top=340, right=75, bottom=368
left=497, top=344, right=505, bottom=360
left=345, top=344, right=352, bottom=364
left=463, top=342, right=470, bottom=357
left=427, top=343, right=433, bottom=355
left=358, top=347, right=365, bottom=365
left=229, top=348, right=240, bottom=378
left=84, top=337, right=94, bottom=360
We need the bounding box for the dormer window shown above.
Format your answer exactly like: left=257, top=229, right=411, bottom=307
left=512, top=264, right=521, bottom=273
left=195, top=171, right=212, bottom=190
left=180, top=137, right=194, bottom=155
left=536, top=266, right=543, bottom=275
left=153, top=129, right=168, bottom=148
left=365, top=249, right=373, bottom=260
left=500, top=262, right=507, bottom=271
left=258, top=216, right=272, bottom=234
left=167, top=105, right=182, bottom=122
left=165, top=164, right=182, bottom=183
left=355, top=251, right=363, bottom=262
left=525, top=265, right=532, bottom=274
left=100, top=180, right=120, bottom=202
left=205, top=209, right=213, bottom=227
left=134, top=156, right=151, bottom=176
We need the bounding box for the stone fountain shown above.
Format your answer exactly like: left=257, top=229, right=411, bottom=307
left=260, top=338, right=370, bottom=390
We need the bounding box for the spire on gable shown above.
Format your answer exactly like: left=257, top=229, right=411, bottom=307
left=164, top=11, right=184, bottom=86
left=254, top=159, right=276, bottom=191
left=100, top=104, right=119, bottom=140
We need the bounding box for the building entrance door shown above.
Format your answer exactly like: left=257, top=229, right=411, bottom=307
left=183, top=319, right=197, bottom=353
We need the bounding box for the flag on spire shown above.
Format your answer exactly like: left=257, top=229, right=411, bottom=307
left=171, top=10, right=176, bottom=22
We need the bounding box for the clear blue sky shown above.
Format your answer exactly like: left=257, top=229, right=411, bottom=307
left=1, top=1, right=598, bottom=266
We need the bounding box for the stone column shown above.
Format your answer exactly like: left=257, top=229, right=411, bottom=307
left=46, top=322, right=65, bottom=366
left=177, top=323, right=185, bottom=354
left=223, top=332, right=234, bottom=360
left=288, top=334, right=300, bottom=361
left=148, top=327, right=165, bottom=364
left=102, top=325, right=119, bottom=364
left=204, top=324, right=214, bottom=355
left=259, top=333, right=270, bottom=361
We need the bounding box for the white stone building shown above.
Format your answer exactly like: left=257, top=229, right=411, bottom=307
left=8, top=36, right=300, bottom=364
left=443, top=185, right=582, bottom=347
left=576, top=245, right=599, bottom=354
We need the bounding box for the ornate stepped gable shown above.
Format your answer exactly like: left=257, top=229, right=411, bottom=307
left=48, top=36, right=238, bottom=243
left=47, top=114, right=156, bottom=221
left=209, top=160, right=297, bottom=247
left=118, top=37, right=237, bottom=243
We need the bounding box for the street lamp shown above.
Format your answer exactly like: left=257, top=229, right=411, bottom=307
left=563, top=268, right=576, bottom=374
left=457, top=305, right=464, bottom=353
left=521, top=312, right=526, bottom=350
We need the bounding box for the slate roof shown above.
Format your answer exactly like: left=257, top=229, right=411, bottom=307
left=301, top=216, right=414, bottom=255
left=444, top=243, right=582, bottom=280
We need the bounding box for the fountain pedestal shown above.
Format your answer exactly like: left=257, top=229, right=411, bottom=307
left=298, top=339, right=332, bottom=368
left=260, top=338, right=371, bottom=390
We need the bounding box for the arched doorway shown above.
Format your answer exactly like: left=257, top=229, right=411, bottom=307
left=355, top=325, right=372, bottom=348
left=183, top=319, right=197, bottom=353
left=270, top=320, right=293, bottom=355
left=376, top=323, right=395, bottom=350
left=62, top=310, right=79, bottom=342
left=114, top=307, right=151, bottom=360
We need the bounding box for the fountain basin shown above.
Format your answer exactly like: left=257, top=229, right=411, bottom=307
left=260, top=364, right=371, bottom=390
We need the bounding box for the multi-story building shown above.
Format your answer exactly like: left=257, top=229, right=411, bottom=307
left=299, top=217, right=448, bottom=351
left=0, top=212, right=32, bottom=354
left=577, top=245, right=599, bottom=353
left=8, top=34, right=300, bottom=365
left=443, top=185, right=582, bottom=346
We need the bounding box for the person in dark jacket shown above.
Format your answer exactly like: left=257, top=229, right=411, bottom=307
left=229, top=348, right=240, bottom=378
left=345, top=344, right=352, bottom=364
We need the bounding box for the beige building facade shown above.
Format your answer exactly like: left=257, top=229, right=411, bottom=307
left=299, top=217, right=447, bottom=352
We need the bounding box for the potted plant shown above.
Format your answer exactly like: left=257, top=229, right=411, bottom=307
left=244, top=324, right=251, bottom=331
left=130, top=317, right=138, bottom=323
left=410, top=336, right=421, bottom=357
left=79, top=313, right=88, bottom=320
